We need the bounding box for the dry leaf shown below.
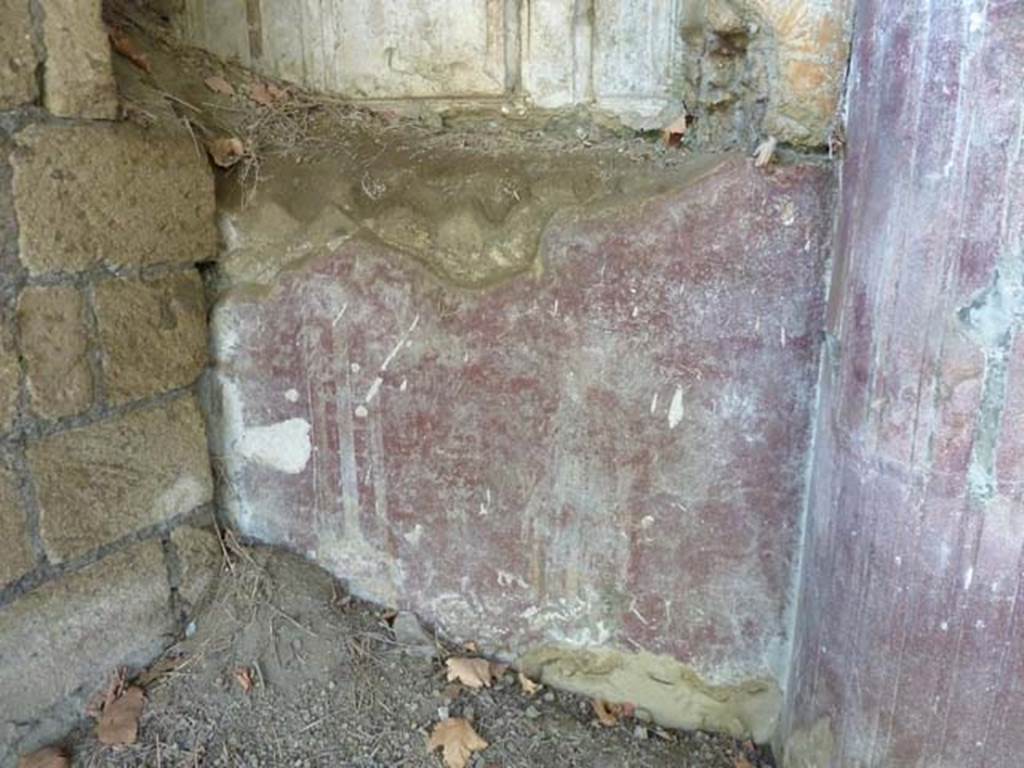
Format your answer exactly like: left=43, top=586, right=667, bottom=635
left=248, top=81, right=288, bottom=107
left=234, top=666, right=254, bottom=693
left=206, top=137, right=247, bottom=168
left=753, top=136, right=778, bottom=167
left=734, top=757, right=755, bottom=768
left=427, top=718, right=488, bottom=768
left=445, top=657, right=497, bottom=689
left=17, top=746, right=69, bottom=768
left=517, top=672, right=541, bottom=696
left=108, top=28, right=150, bottom=72
left=97, top=686, right=145, bottom=746
left=592, top=699, right=633, bottom=727
left=204, top=75, right=236, bottom=97
left=661, top=113, right=690, bottom=147
left=462, top=641, right=479, bottom=654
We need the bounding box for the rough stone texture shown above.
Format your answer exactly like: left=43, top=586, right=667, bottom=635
left=40, top=0, right=118, bottom=119
left=781, top=1, right=1024, bottom=766
left=0, top=463, right=33, bottom=588
left=0, top=0, right=37, bottom=109
left=175, top=0, right=849, bottom=144
left=211, top=156, right=832, bottom=735
left=17, top=285, right=93, bottom=420
left=0, top=541, right=173, bottom=763
left=28, top=396, right=213, bottom=562
left=0, top=322, right=19, bottom=434
left=171, top=525, right=222, bottom=610
left=10, top=123, right=216, bottom=275
left=95, top=271, right=209, bottom=405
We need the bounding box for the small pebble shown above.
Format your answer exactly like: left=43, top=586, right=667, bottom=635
left=525, top=705, right=541, bottom=720
left=543, top=691, right=555, bottom=703
left=634, top=725, right=648, bottom=740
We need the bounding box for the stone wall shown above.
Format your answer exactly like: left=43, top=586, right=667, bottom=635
left=781, top=0, right=1024, bottom=765
left=172, top=0, right=851, bottom=148
left=0, top=1, right=222, bottom=761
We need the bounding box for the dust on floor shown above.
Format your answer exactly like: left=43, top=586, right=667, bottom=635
left=63, top=541, right=774, bottom=768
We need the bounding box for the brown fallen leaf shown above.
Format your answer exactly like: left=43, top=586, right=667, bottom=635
left=592, top=699, right=634, bottom=727
left=753, top=135, right=778, bottom=167
left=234, top=666, right=254, bottom=693
left=427, top=718, right=488, bottom=768
left=135, top=654, right=187, bottom=688
left=734, top=756, right=755, bottom=768
left=204, top=75, right=236, bottom=97
left=445, top=657, right=497, bottom=689
left=248, top=80, right=288, bottom=107
left=17, top=746, right=69, bottom=768
left=662, top=112, right=690, bottom=147
left=108, top=28, right=150, bottom=72
left=97, top=686, right=145, bottom=746
left=206, top=137, right=247, bottom=168
left=517, top=672, right=541, bottom=696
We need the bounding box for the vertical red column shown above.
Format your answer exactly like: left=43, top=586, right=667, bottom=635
left=783, top=0, right=1024, bottom=765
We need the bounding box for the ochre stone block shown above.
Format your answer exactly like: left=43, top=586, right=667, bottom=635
left=0, top=542, right=172, bottom=762
left=40, top=0, right=118, bottom=119
left=0, top=323, right=19, bottom=434
left=0, top=464, right=34, bottom=587
left=95, top=271, right=208, bottom=404
left=28, top=396, right=213, bottom=562
left=11, top=123, right=216, bottom=275
left=170, top=525, right=223, bottom=609
left=17, top=285, right=93, bottom=419
left=0, top=0, right=37, bottom=108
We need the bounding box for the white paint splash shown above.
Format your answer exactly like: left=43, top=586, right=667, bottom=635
left=237, top=418, right=312, bottom=474
left=668, top=386, right=685, bottom=429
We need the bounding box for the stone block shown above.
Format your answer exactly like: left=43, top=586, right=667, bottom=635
left=41, top=0, right=118, bottom=119
left=0, top=464, right=34, bottom=588
left=95, top=271, right=208, bottom=405
left=11, top=123, right=216, bottom=275
left=28, top=396, right=213, bottom=562
left=170, top=524, right=222, bottom=610
left=0, top=541, right=172, bottom=763
left=0, top=322, right=19, bottom=434
left=0, top=0, right=37, bottom=109
left=17, top=285, right=93, bottom=420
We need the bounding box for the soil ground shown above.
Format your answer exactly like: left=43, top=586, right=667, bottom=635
left=65, top=543, right=775, bottom=768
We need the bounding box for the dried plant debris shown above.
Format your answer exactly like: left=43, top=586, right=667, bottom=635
left=17, top=746, right=70, bottom=768
left=96, top=686, right=146, bottom=746
left=445, top=657, right=504, bottom=689
left=427, top=718, right=489, bottom=768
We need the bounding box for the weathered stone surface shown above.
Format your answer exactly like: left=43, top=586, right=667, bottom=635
left=170, top=525, right=222, bottom=610
left=40, top=0, right=118, bottom=119
left=175, top=0, right=849, bottom=144
left=0, top=464, right=33, bottom=588
left=17, top=285, right=93, bottom=419
left=0, top=541, right=173, bottom=763
left=179, top=0, right=506, bottom=97
left=95, top=271, right=208, bottom=404
left=11, top=123, right=216, bottom=275
left=29, top=396, right=213, bottom=562
left=782, top=1, right=1024, bottom=765
left=0, top=0, right=37, bottom=109
left=0, top=322, right=19, bottom=434
left=211, top=157, right=832, bottom=726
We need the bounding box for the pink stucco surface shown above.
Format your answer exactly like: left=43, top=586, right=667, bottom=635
left=783, top=0, right=1024, bottom=764
left=212, top=157, right=832, bottom=683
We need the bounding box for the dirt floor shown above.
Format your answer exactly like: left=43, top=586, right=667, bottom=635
left=63, top=541, right=775, bottom=768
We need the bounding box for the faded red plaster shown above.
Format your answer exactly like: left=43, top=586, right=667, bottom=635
left=212, top=157, right=833, bottom=685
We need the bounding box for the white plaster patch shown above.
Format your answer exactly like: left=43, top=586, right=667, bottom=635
left=668, top=386, right=684, bottom=430
left=237, top=418, right=312, bottom=474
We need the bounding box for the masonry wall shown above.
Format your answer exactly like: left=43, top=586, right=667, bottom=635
left=781, top=0, right=1024, bottom=765
left=0, top=1, right=222, bottom=761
